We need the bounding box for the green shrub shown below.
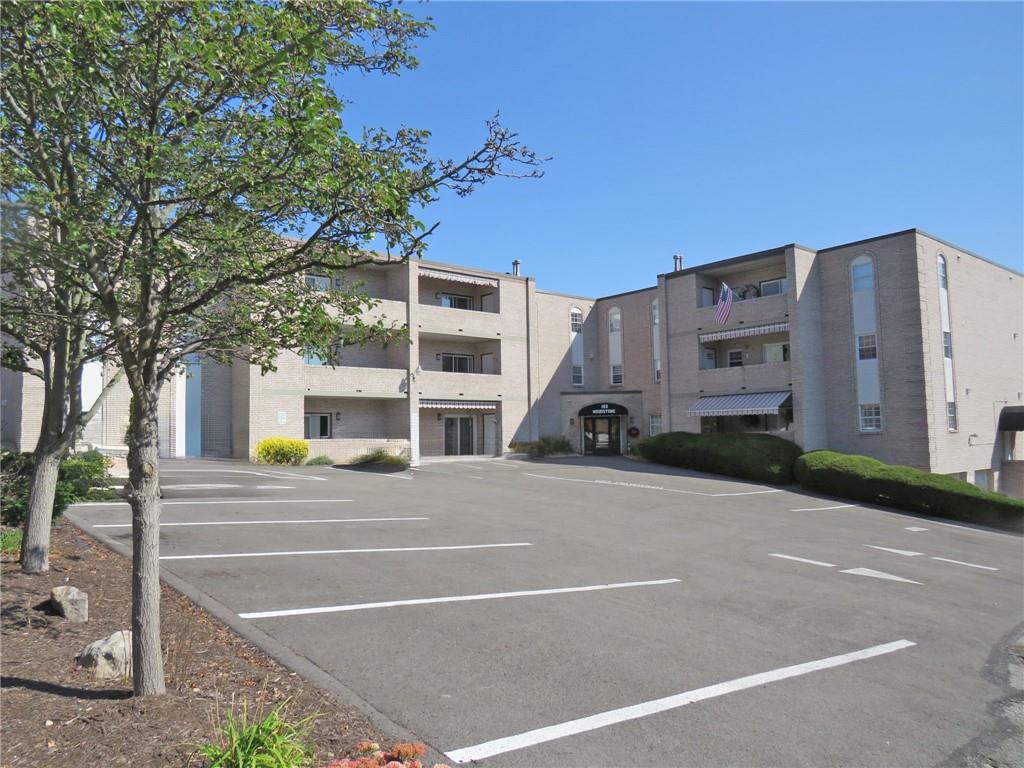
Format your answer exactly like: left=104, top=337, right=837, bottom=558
left=637, top=431, right=803, bottom=484
left=509, top=435, right=574, bottom=458
left=795, top=450, right=1024, bottom=531
left=305, top=454, right=334, bottom=466
left=254, top=437, right=309, bottom=466
left=1, top=449, right=114, bottom=526
left=196, top=703, right=314, bottom=768
left=349, top=448, right=408, bottom=467
left=1, top=528, right=23, bottom=556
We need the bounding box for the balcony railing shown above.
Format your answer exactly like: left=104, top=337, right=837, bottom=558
left=302, top=365, right=408, bottom=398
left=695, top=291, right=788, bottom=329
left=416, top=370, right=504, bottom=400
left=697, top=360, right=791, bottom=395
left=418, top=303, right=502, bottom=338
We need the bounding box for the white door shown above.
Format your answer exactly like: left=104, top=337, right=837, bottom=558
left=483, top=414, right=497, bottom=456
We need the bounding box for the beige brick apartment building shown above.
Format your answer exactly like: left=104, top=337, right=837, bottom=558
left=3, top=228, right=1022, bottom=496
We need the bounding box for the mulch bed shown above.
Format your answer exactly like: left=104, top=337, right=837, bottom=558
left=1, top=522, right=387, bottom=767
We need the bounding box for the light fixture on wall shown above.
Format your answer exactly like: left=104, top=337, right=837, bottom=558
left=335, top=412, right=341, bottom=420
left=437, top=413, right=443, bottom=421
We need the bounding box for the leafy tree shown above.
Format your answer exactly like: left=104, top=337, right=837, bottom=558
left=1, top=0, right=541, bottom=696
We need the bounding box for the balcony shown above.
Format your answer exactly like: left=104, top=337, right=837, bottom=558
left=418, top=303, right=502, bottom=339
left=302, top=365, right=408, bottom=399
left=416, top=370, right=503, bottom=401
left=697, top=361, right=791, bottom=396
left=695, top=291, right=788, bottom=330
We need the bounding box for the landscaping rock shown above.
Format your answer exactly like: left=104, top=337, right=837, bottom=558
left=78, top=630, right=131, bottom=680
left=50, top=585, right=88, bottom=622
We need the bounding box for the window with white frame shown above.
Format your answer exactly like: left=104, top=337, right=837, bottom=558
left=759, top=277, right=788, bottom=297
left=570, top=307, right=583, bottom=333
left=650, top=299, right=661, bottom=381
left=947, top=401, right=958, bottom=431
left=859, top=404, right=882, bottom=432
left=608, top=307, right=623, bottom=385
left=943, top=332, right=953, bottom=360
left=610, top=364, right=623, bottom=385
left=852, top=260, right=874, bottom=292
left=305, top=274, right=331, bottom=291
left=441, top=353, right=474, bottom=373
left=440, top=293, right=473, bottom=310
left=609, top=310, right=622, bottom=333
left=763, top=342, right=790, bottom=363
left=857, top=334, right=877, bottom=360
left=571, top=365, right=584, bottom=386
left=938, top=255, right=948, bottom=289
left=304, top=412, right=331, bottom=439
left=727, top=350, right=744, bottom=368
left=649, top=414, right=662, bottom=436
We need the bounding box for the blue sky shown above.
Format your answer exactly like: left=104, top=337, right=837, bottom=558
left=334, top=1, right=1023, bottom=297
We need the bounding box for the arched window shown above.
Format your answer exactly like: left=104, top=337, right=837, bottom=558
left=608, top=307, right=623, bottom=385
left=569, top=306, right=584, bottom=386
left=650, top=299, right=661, bottom=381
left=937, top=255, right=948, bottom=289
left=570, top=307, right=583, bottom=333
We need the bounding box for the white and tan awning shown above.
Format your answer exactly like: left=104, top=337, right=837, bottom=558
left=418, top=267, right=498, bottom=288
left=687, top=391, right=792, bottom=417
left=698, top=322, right=789, bottom=343
left=419, top=399, right=498, bottom=410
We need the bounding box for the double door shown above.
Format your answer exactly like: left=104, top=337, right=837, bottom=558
left=444, top=416, right=476, bottom=456
left=582, top=417, right=621, bottom=455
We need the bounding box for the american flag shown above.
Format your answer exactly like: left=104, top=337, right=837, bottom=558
left=714, top=282, right=733, bottom=325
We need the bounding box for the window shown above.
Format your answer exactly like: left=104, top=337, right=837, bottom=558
left=943, top=332, right=953, bottom=360
left=610, top=364, right=623, bottom=385
left=759, top=277, right=788, bottom=297
left=947, top=402, right=958, bottom=431
left=700, top=347, right=717, bottom=370
left=654, top=360, right=661, bottom=381
left=440, top=293, right=473, bottom=310
left=609, top=310, right=622, bottom=333
left=570, top=307, right=583, bottom=333
left=650, top=300, right=659, bottom=326
left=857, top=334, right=877, bottom=360
left=973, top=469, right=990, bottom=490
left=303, top=343, right=343, bottom=366
left=651, top=299, right=661, bottom=382
left=764, top=342, right=790, bottom=363
left=852, top=260, right=874, bottom=292
left=441, top=353, right=474, bottom=373
left=727, top=350, right=744, bottom=368
left=859, top=404, right=882, bottom=432
left=701, top=286, right=716, bottom=308
left=305, top=274, right=331, bottom=291
left=304, top=413, right=331, bottom=439
left=571, top=365, right=584, bottom=386
left=938, top=256, right=948, bottom=289
left=649, top=414, right=662, bottom=436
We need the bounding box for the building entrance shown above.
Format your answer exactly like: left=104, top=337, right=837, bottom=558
left=579, top=403, right=628, bottom=456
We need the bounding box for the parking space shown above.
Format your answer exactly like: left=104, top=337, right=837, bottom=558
left=67, top=456, right=1023, bottom=767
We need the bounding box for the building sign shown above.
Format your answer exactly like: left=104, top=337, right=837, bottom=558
left=579, top=402, right=628, bottom=417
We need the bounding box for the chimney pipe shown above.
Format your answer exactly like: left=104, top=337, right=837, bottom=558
left=673, top=254, right=683, bottom=272
left=512, top=259, right=521, bottom=277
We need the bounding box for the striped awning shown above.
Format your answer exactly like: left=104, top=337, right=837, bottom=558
left=687, top=391, right=792, bottom=417
left=419, top=399, right=498, bottom=410
left=418, top=267, right=498, bottom=288
left=698, top=322, right=789, bottom=343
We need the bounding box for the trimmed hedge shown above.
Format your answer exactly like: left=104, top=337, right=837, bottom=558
left=1, top=449, right=115, bottom=526
left=795, top=450, right=1024, bottom=532
left=509, top=435, right=574, bottom=458
left=637, top=431, right=803, bottom=484
left=254, top=437, right=309, bottom=465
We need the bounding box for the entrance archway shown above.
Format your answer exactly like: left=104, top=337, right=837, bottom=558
left=579, top=403, right=628, bottom=455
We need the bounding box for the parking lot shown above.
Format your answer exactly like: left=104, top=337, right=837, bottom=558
left=67, top=456, right=1023, bottom=767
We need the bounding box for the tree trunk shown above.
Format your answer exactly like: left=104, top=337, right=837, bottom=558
left=20, top=445, right=64, bottom=574
left=127, top=395, right=165, bottom=697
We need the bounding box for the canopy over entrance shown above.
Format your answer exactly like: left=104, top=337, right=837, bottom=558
left=687, top=391, right=792, bottom=417
left=998, top=405, right=1024, bottom=431
left=579, top=402, right=628, bottom=417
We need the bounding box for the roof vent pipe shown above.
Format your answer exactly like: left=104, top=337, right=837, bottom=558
left=512, top=259, right=521, bottom=276
left=673, top=254, right=683, bottom=271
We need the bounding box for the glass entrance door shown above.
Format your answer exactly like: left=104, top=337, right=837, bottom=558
left=444, top=416, right=475, bottom=456
left=582, top=417, right=621, bottom=455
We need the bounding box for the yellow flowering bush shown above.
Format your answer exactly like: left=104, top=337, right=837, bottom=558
left=254, top=437, right=309, bottom=465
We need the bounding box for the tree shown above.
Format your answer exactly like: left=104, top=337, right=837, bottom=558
left=1, top=0, right=542, bottom=696
left=1, top=209, right=122, bottom=574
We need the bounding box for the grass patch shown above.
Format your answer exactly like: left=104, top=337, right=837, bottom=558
left=795, top=450, right=1024, bottom=532
left=349, top=449, right=408, bottom=468
left=1, top=528, right=23, bottom=556
left=305, top=454, right=334, bottom=466
left=196, top=702, right=315, bottom=768
left=508, top=435, right=574, bottom=458
left=637, top=431, right=803, bottom=484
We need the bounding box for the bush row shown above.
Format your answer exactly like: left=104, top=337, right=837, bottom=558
left=1, top=449, right=116, bottom=526
left=636, top=431, right=803, bottom=484
left=508, top=435, right=574, bottom=458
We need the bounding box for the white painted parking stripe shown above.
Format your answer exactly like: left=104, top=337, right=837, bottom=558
left=769, top=554, right=836, bottom=568
left=239, top=578, right=682, bottom=620
left=840, top=568, right=923, bottom=584
left=790, top=504, right=855, bottom=512
left=161, top=542, right=532, bottom=561
left=520, top=473, right=779, bottom=497
left=931, top=557, right=998, bottom=571
left=905, top=527, right=929, bottom=532
left=71, top=499, right=353, bottom=507
left=160, top=483, right=242, bottom=490
left=864, top=545, right=924, bottom=557
left=161, top=468, right=327, bottom=482
left=94, top=517, right=428, bottom=529
left=255, top=485, right=295, bottom=490
left=444, top=639, right=916, bottom=763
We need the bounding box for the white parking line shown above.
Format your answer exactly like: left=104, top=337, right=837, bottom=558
left=160, top=483, right=242, bottom=490
left=931, top=557, right=998, bottom=571
left=70, top=499, right=354, bottom=507
left=840, top=568, right=922, bottom=585
left=160, top=542, right=532, bottom=561
left=161, top=469, right=327, bottom=482
left=769, top=554, right=836, bottom=568
left=790, top=504, right=855, bottom=512
left=521, top=473, right=780, bottom=497
left=444, top=639, right=916, bottom=763
left=94, top=517, right=428, bottom=529
left=239, top=578, right=682, bottom=620
left=864, top=545, right=924, bottom=557
left=905, top=527, right=929, bottom=532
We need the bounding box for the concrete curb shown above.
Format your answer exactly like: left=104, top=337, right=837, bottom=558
left=65, top=515, right=450, bottom=765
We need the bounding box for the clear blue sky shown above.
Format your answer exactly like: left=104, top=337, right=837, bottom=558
left=334, top=1, right=1023, bottom=297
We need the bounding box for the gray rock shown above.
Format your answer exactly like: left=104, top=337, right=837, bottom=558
left=50, top=585, right=88, bottom=622
left=78, top=630, right=132, bottom=680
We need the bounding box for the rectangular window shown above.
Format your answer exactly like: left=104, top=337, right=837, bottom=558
left=303, top=413, right=331, bottom=439
left=441, top=353, right=474, bottom=373
left=859, top=404, right=882, bottom=432
left=857, top=334, right=877, bottom=360
left=610, top=364, right=623, bottom=385
left=570, top=310, right=583, bottom=333
left=609, top=314, right=622, bottom=332
left=852, top=262, right=874, bottom=292
left=700, top=347, right=717, bottom=370
left=305, top=274, right=331, bottom=291
left=763, top=342, right=790, bottom=363
left=759, top=277, right=787, bottom=297
left=653, top=360, right=661, bottom=381
left=303, top=349, right=327, bottom=366
left=973, top=469, right=990, bottom=490
left=649, top=414, right=662, bottom=436
left=943, top=332, right=953, bottom=359
left=700, top=286, right=716, bottom=308
left=571, top=364, right=584, bottom=386
left=947, top=401, right=958, bottom=431
left=440, top=293, right=473, bottom=310
left=727, top=350, right=744, bottom=368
